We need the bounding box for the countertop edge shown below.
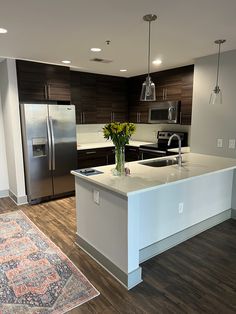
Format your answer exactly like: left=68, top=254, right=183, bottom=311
left=71, top=153, right=236, bottom=197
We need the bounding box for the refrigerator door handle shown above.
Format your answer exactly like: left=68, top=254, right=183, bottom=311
left=46, top=116, right=52, bottom=170
left=49, top=116, right=56, bottom=170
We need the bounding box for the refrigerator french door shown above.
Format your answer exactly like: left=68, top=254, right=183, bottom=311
left=21, top=103, right=77, bottom=204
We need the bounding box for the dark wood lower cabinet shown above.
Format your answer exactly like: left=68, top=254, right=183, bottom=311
left=125, top=146, right=140, bottom=161
left=77, top=147, right=115, bottom=169
left=77, top=146, right=140, bottom=169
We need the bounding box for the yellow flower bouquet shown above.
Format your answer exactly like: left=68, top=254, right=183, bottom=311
left=103, top=122, right=136, bottom=175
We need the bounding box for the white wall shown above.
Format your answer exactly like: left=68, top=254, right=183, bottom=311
left=77, top=124, right=106, bottom=144
left=0, top=59, right=26, bottom=203
left=77, top=123, right=191, bottom=145
left=0, top=86, right=9, bottom=196
left=191, top=49, right=236, bottom=157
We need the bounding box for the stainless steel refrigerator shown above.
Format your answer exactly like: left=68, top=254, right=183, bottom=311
left=20, top=103, right=77, bottom=204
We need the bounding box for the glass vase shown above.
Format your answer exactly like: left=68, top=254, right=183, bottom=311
left=113, top=146, right=125, bottom=176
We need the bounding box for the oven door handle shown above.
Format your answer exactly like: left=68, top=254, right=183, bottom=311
left=139, top=148, right=166, bottom=154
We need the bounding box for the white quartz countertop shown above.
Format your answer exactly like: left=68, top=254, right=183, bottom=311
left=71, top=153, right=236, bottom=197
left=77, top=140, right=154, bottom=150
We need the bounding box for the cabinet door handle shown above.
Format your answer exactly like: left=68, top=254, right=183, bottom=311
left=162, top=89, right=165, bottom=100
left=136, top=112, right=139, bottom=123
left=165, top=88, right=168, bottom=100
left=86, top=151, right=96, bottom=154
left=180, top=112, right=182, bottom=124
left=129, top=148, right=137, bottom=152
left=47, top=84, right=50, bottom=99
left=139, top=112, right=141, bottom=123
left=44, top=85, right=48, bottom=99
left=83, top=112, right=85, bottom=123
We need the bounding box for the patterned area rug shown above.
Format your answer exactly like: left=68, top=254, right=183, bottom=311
left=0, top=210, right=99, bottom=313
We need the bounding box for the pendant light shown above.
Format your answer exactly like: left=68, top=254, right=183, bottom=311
left=140, top=14, right=157, bottom=101
left=209, top=39, right=226, bottom=105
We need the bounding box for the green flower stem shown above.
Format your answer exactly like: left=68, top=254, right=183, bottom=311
left=115, top=146, right=125, bottom=175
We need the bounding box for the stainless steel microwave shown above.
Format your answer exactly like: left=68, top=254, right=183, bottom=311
left=148, top=101, right=179, bottom=124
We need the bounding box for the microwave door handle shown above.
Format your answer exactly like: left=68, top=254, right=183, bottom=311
left=168, top=107, right=172, bottom=121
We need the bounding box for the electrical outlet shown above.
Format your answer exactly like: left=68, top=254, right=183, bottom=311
left=229, top=139, right=235, bottom=149
left=178, top=202, right=184, bottom=214
left=217, top=138, right=223, bottom=148
left=93, top=190, right=100, bottom=205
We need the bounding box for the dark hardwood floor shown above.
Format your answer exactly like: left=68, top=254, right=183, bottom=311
left=0, top=196, right=236, bottom=313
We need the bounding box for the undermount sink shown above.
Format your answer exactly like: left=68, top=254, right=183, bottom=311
left=139, top=158, right=179, bottom=167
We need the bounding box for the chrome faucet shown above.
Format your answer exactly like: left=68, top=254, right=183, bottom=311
left=168, top=134, right=182, bottom=167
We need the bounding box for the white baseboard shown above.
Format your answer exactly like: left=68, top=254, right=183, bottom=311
left=0, top=189, right=9, bottom=198
left=9, top=190, right=28, bottom=205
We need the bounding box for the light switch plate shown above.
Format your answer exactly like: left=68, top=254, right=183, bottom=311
left=229, top=139, right=235, bottom=149
left=217, top=138, right=223, bottom=148
left=178, top=202, right=184, bottom=214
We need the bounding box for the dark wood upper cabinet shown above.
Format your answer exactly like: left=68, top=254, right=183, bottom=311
left=16, top=60, right=71, bottom=102
left=128, top=65, right=194, bottom=125
left=16, top=60, right=193, bottom=125
left=71, top=71, right=128, bottom=124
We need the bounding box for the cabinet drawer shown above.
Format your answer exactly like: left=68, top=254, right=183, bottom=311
left=77, top=147, right=115, bottom=168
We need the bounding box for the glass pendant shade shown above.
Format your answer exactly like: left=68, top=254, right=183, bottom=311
left=209, top=86, right=222, bottom=105
left=140, top=75, right=156, bottom=101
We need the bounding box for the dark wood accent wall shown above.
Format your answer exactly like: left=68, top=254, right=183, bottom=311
left=128, top=65, right=194, bottom=125
left=71, top=71, right=128, bottom=124
left=16, top=60, right=71, bottom=102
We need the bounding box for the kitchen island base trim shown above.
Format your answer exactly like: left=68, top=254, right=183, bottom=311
left=75, top=234, right=142, bottom=290
left=232, top=209, right=236, bottom=219
left=140, top=208, right=232, bottom=263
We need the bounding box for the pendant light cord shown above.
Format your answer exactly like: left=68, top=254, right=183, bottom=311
left=215, top=42, right=221, bottom=87
left=147, top=20, right=151, bottom=77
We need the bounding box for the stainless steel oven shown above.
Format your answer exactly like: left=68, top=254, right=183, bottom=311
left=139, top=148, right=166, bottom=160
left=148, top=101, right=179, bottom=124
left=139, top=131, right=188, bottom=160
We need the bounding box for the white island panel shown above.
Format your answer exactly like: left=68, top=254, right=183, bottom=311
left=138, top=170, right=233, bottom=249
left=75, top=178, right=129, bottom=272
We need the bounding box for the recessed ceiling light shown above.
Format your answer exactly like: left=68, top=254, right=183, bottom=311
left=90, top=48, right=102, bottom=52
left=62, top=60, right=71, bottom=64
left=0, top=28, right=8, bottom=34
left=120, top=69, right=127, bottom=72
left=152, top=59, right=162, bottom=65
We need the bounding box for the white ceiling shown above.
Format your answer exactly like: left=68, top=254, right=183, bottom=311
left=0, top=0, right=236, bottom=77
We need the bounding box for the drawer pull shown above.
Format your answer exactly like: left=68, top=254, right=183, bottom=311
left=86, top=151, right=96, bottom=154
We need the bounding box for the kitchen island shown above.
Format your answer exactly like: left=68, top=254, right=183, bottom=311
left=72, top=153, right=236, bottom=289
